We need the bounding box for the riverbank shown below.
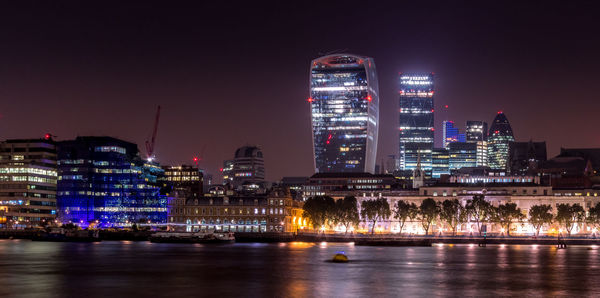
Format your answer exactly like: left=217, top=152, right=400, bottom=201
left=3, top=229, right=600, bottom=245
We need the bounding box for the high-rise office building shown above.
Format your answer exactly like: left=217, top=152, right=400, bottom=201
left=442, top=121, right=465, bottom=148
left=0, top=137, right=57, bottom=228
left=162, top=165, right=203, bottom=198
left=309, top=54, right=379, bottom=173
left=230, top=145, right=265, bottom=188
left=466, top=120, right=488, bottom=167
left=222, top=160, right=234, bottom=185
left=399, top=73, right=434, bottom=174
left=432, top=148, right=450, bottom=178
left=488, top=112, right=515, bottom=170
left=56, top=136, right=168, bottom=227
left=448, top=142, right=478, bottom=171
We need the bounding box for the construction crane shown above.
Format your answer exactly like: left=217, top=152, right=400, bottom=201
left=145, top=105, right=161, bottom=161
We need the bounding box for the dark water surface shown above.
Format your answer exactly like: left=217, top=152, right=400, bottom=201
left=0, top=240, right=599, bottom=297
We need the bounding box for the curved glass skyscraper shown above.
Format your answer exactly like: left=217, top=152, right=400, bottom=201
left=488, top=112, right=514, bottom=170
left=309, top=54, right=379, bottom=173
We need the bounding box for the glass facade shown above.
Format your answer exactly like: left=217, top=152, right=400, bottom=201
left=442, top=121, right=464, bottom=148
left=448, top=142, right=478, bottom=171
left=466, top=121, right=488, bottom=167
left=310, top=54, right=379, bottom=173
left=57, top=137, right=168, bottom=227
left=0, top=138, right=57, bottom=228
left=488, top=112, right=515, bottom=170
left=399, top=73, right=434, bottom=174
left=432, top=148, right=449, bottom=178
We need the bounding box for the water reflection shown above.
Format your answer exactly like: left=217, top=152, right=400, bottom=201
left=0, top=240, right=597, bottom=297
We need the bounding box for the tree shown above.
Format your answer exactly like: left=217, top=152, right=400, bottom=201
left=393, top=200, right=419, bottom=235
left=334, top=196, right=360, bottom=234
left=529, top=204, right=554, bottom=237
left=302, top=196, right=336, bottom=232
left=440, top=199, right=466, bottom=236
left=495, top=203, right=525, bottom=236
left=465, top=195, right=492, bottom=236
left=360, top=198, right=391, bottom=235
left=587, top=202, right=600, bottom=236
left=555, top=203, right=585, bottom=236
left=419, top=198, right=440, bottom=236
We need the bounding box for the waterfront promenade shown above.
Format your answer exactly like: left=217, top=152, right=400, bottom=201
left=2, top=229, right=600, bottom=246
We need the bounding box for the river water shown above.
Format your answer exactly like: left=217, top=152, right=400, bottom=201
left=0, top=239, right=598, bottom=297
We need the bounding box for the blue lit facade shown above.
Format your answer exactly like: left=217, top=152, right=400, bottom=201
left=442, top=121, right=465, bottom=148
left=309, top=54, right=379, bottom=173
left=57, top=137, right=168, bottom=227
left=399, top=73, right=434, bottom=174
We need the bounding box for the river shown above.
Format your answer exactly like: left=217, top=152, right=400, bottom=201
left=0, top=240, right=598, bottom=297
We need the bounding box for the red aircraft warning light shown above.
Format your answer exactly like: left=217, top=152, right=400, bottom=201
left=44, top=133, right=51, bottom=140
left=366, top=95, right=372, bottom=102
left=307, top=97, right=313, bottom=103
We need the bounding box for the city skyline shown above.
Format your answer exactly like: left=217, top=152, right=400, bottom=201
left=0, top=1, right=599, bottom=181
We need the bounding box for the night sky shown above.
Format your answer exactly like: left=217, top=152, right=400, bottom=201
left=1, top=1, right=599, bottom=182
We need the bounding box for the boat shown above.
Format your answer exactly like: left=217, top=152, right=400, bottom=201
left=149, top=231, right=235, bottom=244
left=32, top=228, right=101, bottom=242
left=332, top=252, right=349, bottom=263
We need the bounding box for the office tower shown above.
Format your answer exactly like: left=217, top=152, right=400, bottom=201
left=442, top=121, right=465, bottom=148
left=56, top=136, right=168, bottom=226
left=231, top=145, right=265, bottom=188
left=222, top=160, right=234, bottom=185
left=0, top=137, right=57, bottom=228
left=466, top=120, right=488, bottom=167
left=309, top=54, right=379, bottom=173
left=162, top=165, right=203, bottom=198
left=508, top=141, right=547, bottom=175
left=448, top=142, right=478, bottom=170
left=432, top=148, right=450, bottom=178
left=488, top=112, right=515, bottom=170
left=399, top=73, right=434, bottom=174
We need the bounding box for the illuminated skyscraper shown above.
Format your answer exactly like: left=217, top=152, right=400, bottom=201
left=442, top=121, right=464, bottom=148
left=309, top=54, right=379, bottom=173
left=488, top=112, right=514, bottom=170
left=399, top=73, right=434, bottom=174
left=231, top=146, right=265, bottom=188
left=466, top=120, right=488, bottom=167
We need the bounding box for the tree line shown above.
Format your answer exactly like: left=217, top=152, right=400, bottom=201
left=302, top=195, right=600, bottom=237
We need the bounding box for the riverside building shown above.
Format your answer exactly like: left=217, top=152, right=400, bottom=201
left=56, top=136, right=168, bottom=227
left=399, top=73, right=434, bottom=175
left=168, top=188, right=304, bottom=233
left=0, top=137, right=57, bottom=228
left=309, top=54, right=380, bottom=173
